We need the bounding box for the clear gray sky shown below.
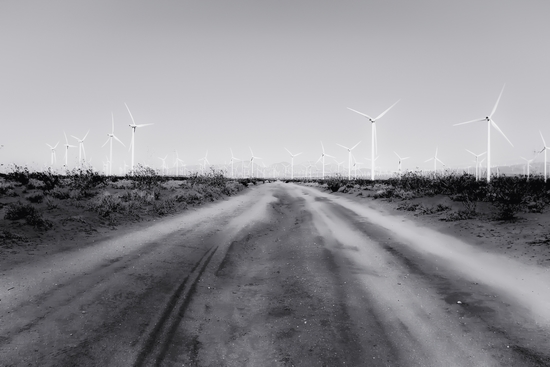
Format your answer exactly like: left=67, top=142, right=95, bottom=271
left=1, top=0, right=549, bottom=172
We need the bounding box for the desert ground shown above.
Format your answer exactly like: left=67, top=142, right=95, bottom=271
left=2, top=175, right=550, bottom=366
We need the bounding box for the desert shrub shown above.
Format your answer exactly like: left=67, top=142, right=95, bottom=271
left=223, top=181, right=244, bottom=195
left=526, top=199, right=545, bottom=213
left=110, top=179, right=133, bottom=189
left=4, top=201, right=51, bottom=229
left=418, top=204, right=451, bottom=215
left=26, top=192, right=44, bottom=203
left=89, top=193, right=122, bottom=217
left=152, top=197, right=176, bottom=215
left=50, top=187, right=71, bottom=199
left=44, top=196, right=59, bottom=209
left=26, top=178, right=45, bottom=190
left=0, top=181, right=15, bottom=196
left=66, top=168, right=107, bottom=192
left=5, top=201, right=36, bottom=220
left=6, top=165, right=31, bottom=185
left=372, top=184, right=396, bottom=199
left=443, top=210, right=475, bottom=221
left=397, top=202, right=420, bottom=211
left=129, top=164, right=164, bottom=189
left=393, top=188, right=416, bottom=200
left=326, top=175, right=344, bottom=192
left=489, top=177, right=526, bottom=220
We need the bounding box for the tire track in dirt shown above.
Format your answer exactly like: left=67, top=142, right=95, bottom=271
left=133, top=244, right=219, bottom=367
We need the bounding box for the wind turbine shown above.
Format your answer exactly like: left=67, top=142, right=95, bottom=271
left=102, top=113, right=125, bottom=176
left=249, top=147, right=262, bottom=178
left=46, top=142, right=59, bottom=166
left=316, top=141, right=334, bottom=179
left=285, top=148, right=302, bottom=179
left=539, top=131, right=549, bottom=182
left=348, top=100, right=400, bottom=180
left=62, top=131, right=76, bottom=168
left=333, top=159, right=345, bottom=176
left=394, top=152, right=410, bottom=176
left=465, top=149, right=486, bottom=181
left=198, top=150, right=209, bottom=175
left=336, top=142, right=361, bottom=180
left=425, top=147, right=444, bottom=173
left=174, top=150, right=184, bottom=176
left=521, top=156, right=535, bottom=181
left=125, top=103, right=154, bottom=175
left=71, top=131, right=89, bottom=167
left=158, top=155, right=168, bottom=175
left=336, top=141, right=361, bottom=180
left=454, top=85, right=513, bottom=182
left=230, top=148, right=241, bottom=178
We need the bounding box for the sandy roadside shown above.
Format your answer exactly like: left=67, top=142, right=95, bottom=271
left=318, top=184, right=550, bottom=269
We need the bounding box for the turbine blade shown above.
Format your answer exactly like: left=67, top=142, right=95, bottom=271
left=351, top=141, right=361, bottom=150
left=46, top=143, right=53, bottom=149
left=321, top=141, right=325, bottom=153
left=136, top=123, right=153, bottom=128
left=102, top=138, right=110, bottom=147
left=465, top=149, right=476, bottom=156
left=285, top=147, right=293, bottom=156
left=336, top=143, right=349, bottom=150
left=113, top=135, right=125, bottom=147
left=83, top=130, right=90, bottom=140
left=64, top=131, right=69, bottom=144
left=490, top=84, right=505, bottom=118
left=425, top=158, right=434, bottom=162
left=540, top=131, right=547, bottom=147
left=453, top=118, right=485, bottom=126
left=125, top=103, right=136, bottom=126
left=316, top=156, right=322, bottom=164
left=325, top=154, right=335, bottom=158
left=490, top=119, right=514, bottom=147
left=374, top=99, right=400, bottom=121
left=295, top=152, right=302, bottom=156
left=347, top=107, right=373, bottom=120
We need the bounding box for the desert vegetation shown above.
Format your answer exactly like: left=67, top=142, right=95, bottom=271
left=0, top=165, right=259, bottom=248
left=315, top=172, right=550, bottom=221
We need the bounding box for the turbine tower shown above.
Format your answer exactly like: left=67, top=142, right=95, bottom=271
left=125, top=103, right=154, bottom=175
left=394, top=152, right=410, bottom=176
left=158, top=155, right=168, bottom=175
left=454, top=85, right=513, bottom=182
left=71, top=131, right=89, bottom=167
left=249, top=147, right=262, bottom=178
left=348, top=100, right=400, bottom=180
left=198, top=150, right=209, bottom=175
left=316, top=141, right=334, bottom=179
left=62, top=131, right=76, bottom=168
left=336, top=141, right=361, bottom=180
left=46, top=142, right=59, bottom=166
left=285, top=148, right=302, bottom=179
left=102, top=113, right=125, bottom=176
left=230, top=148, right=241, bottom=179
left=521, top=156, right=534, bottom=181
left=465, top=149, right=486, bottom=181
left=425, top=147, right=444, bottom=173
left=540, top=131, right=549, bottom=182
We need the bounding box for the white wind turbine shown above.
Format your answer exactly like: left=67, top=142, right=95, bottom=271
left=285, top=148, right=302, bottom=179
left=334, top=159, right=345, bottom=176
left=102, top=113, right=125, bottom=176
left=465, top=149, right=486, bottom=181
left=539, top=131, right=549, bottom=182
left=394, top=152, right=410, bottom=176
left=316, top=141, right=334, bottom=179
left=71, top=131, right=89, bottom=167
left=348, top=100, right=400, bottom=180
left=62, top=131, right=76, bottom=168
left=158, top=155, right=168, bottom=175
left=454, top=85, right=514, bottom=182
left=198, top=150, right=209, bottom=175
left=521, top=156, right=535, bottom=181
left=425, top=147, right=444, bottom=173
left=230, top=148, right=241, bottom=178
left=174, top=150, right=184, bottom=176
left=249, top=147, right=262, bottom=178
left=125, top=103, right=154, bottom=175
left=46, top=142, right=59, bottom=166
left=336, top=141, right=361, bottom=180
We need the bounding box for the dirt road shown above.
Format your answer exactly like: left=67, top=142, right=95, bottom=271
left=1, top=182, right=550, bottom=366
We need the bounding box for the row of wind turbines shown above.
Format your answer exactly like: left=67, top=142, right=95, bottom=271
left=42, top=86, right=549, bottom=183
left=45, top=104, right=152, bottom=175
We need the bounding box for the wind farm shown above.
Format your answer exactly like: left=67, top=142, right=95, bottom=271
left=3, top=1, right=550, bottom=366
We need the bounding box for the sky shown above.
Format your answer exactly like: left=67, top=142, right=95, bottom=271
left=1, top=0, right=550, bottom=174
